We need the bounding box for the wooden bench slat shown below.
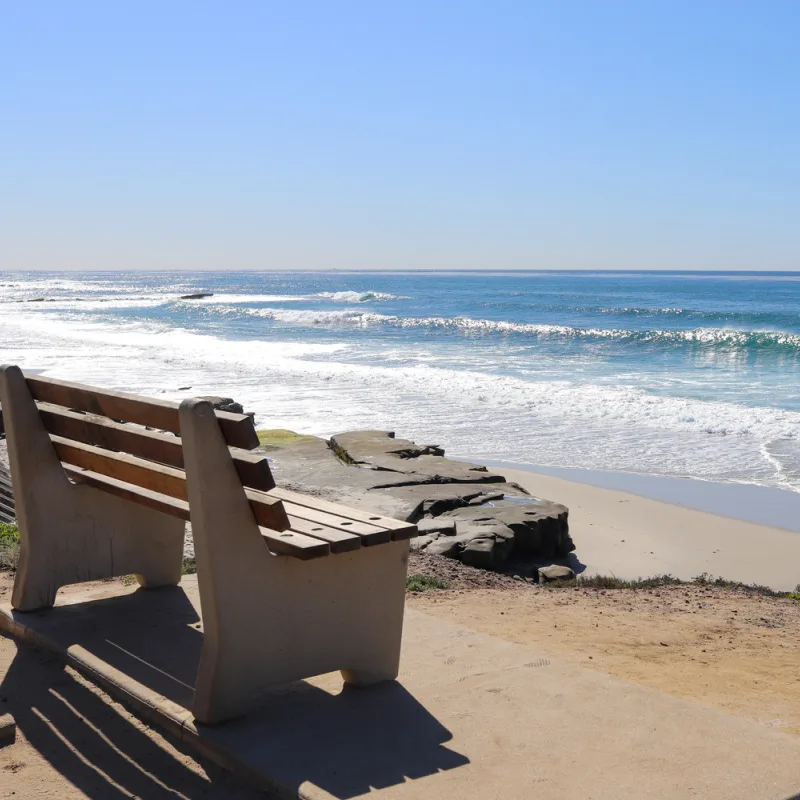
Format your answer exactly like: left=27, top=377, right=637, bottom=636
left=63, top=465, right=191, bottom=521
left=61, top=466, right=318, bottom=559
left=25, top=373, right=259, bottom=449
left=53, top=435, right=290, bottom=532
left=245, top=493, right=291, bottom=531
left=259, top=527, right=330, bottom=560
left=52, top=435, right=188, bottom=499
left=268, top=487, right=417, bottom=541
left=39, top=403, right=274, bottom=492
left=285, top=516, right=362, bottom=553
left=278, top=500, right=391, bottom=545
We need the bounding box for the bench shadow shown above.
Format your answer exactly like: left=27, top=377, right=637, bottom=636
left=4, top=585, right=469, bottom=798
left=0, top=642, right=257, bottom=799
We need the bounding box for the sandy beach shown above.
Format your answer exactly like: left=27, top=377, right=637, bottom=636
left=501, top=467, right=800, bottom=592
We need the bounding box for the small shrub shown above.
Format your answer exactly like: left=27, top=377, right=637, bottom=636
left=543, top=573, right=682, bottom=590
left=543, top=570, right=797, bottom=598
left=406, top=574, right=449, bottom=592
left=120, top=574, right=137, bottom=586
left=181, top=557, right=197, bottom=575
left=0, top=522, right=20, bottom=571
left=692, top=572, right=783, bottom=597
left=577, top=574, right=682, bottom=590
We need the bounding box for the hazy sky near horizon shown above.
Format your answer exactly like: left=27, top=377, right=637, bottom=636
left=2, top=2, right=799, bottom=272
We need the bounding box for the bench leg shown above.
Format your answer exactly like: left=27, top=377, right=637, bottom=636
left=0, top=365, right=185, bottom=611
left=180, top=399, right=409, bottom=725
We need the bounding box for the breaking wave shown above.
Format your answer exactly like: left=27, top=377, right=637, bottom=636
left=233, top=307, right=800, bottom=353
left=315, top=290, right=407, bottom=302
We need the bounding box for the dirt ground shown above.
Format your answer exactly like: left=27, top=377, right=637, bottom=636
left=2, top=556, right=800, bottom=798
left=407, top=555, right=800, bottom=738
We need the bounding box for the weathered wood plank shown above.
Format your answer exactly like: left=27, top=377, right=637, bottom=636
left=278, top=500, right=391, bottom=545
left=268, top=487, right=417, bottom=540
left=259, top=527, right=330, bottom=560
left=25, top=373, right=259, bottom=449
left=52, top=435, right=188, bottom=499
left=246, top=492, right=291, bottom=532
left=63, top=466, right=319, bottom=559
left=53, top=435, right=290, bottom=531
left=63, top=465, right=191, bottom=521
left=285, top=515, right=362, bottom=553
left=39, top=403, right=274, bottom=491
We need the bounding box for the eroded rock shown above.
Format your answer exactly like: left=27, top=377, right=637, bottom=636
left=537, top=565, right=576, bottom=583
left=259, top=427, right=573, bottom=572
left=330, top=430, right=506, bottom=483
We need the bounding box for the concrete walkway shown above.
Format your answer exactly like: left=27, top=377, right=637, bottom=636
left=2, top=577, right=800, bottom=800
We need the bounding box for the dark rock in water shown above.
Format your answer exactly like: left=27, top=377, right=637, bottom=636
left=537, top=565, right=576, bottom=583
left=27, top=298, right=45, bottom=302
left=180, top=292, right=214, bottom=300
left=178, top=386, right=192, bottom=391
left=196, top=395, right=244, bottom=414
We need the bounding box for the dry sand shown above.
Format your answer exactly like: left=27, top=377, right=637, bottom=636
left=409, top=581, right=800, bottom=738
left=407, top=468, right=800, bottom=741
left=503, top=467, right=800, bottom=592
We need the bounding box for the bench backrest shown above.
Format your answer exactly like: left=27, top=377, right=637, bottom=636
left=20, top=372, right=290, bottom=532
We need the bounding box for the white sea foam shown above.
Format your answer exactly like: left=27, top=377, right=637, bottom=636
left=231, top=308, right=800, bottom=350
left=0, top=295, right=172, bottom=311
left=316, top=290, right=407, bottom=302
left=1, top=308, right=798, bottom=491
left=176, top=290, right=404, bottom=305
left=182, top=293, right=310, bottom=304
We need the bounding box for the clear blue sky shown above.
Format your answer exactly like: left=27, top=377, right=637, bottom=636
left=2, top=1, right=798, bottom=271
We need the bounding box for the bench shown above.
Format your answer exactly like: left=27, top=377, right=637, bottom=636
left=0, top=364, right=415, bottom=723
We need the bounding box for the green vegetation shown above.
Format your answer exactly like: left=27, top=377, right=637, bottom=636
left=543, top=570, right=799, bottom=599
left=406, top=574, right=449, bottom=592
left=0, top=522, right=20, bottom=571
left=181, top=557, right=197, bottom=575
left=554, top=573, right=684, bottom=590
left=120, top=574, right=137, bottom=586
left=256, top=429, right=320, bottom=447
left=329, top=442, right=356, bottom=465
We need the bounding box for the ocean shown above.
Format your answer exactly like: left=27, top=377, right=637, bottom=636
left=1, top=270, right=799, bottom=495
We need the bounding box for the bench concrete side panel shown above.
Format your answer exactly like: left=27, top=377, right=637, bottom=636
left=0, top=365, right=185, bottom=611
left=180, top=398, right=410, bottom=725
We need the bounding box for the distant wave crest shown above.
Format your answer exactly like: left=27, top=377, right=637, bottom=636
left=316, top=290, right=407, bottom=302
left=236, top=308, right=800, bottom=352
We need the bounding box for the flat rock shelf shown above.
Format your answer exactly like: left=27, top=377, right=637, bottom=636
left=259, top=429, right=573, bottom=574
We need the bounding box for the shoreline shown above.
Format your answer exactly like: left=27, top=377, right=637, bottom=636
left=481, top=459, right=800, bottom=533
left=496, top=463, right=800, bottom=592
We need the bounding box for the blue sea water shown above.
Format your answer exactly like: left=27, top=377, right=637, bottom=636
left=1, top=270, right=799, bottom=493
